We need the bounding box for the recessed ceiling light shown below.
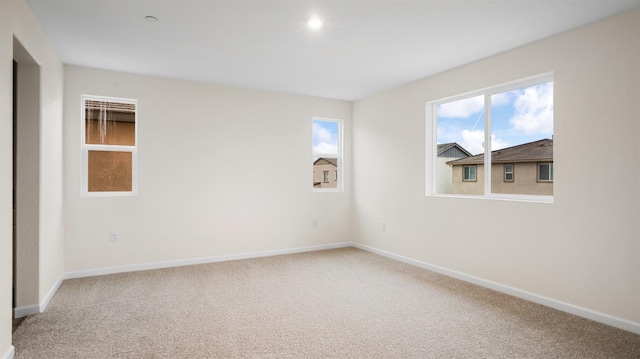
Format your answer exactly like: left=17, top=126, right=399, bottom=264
left=308, top=17, right=323, bottom=30
left=145, top=15, right=159, bottom=22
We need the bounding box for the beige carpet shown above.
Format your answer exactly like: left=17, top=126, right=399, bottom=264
left=12, top=248, right=640, bottom=358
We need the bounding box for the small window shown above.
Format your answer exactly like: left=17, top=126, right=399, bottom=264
left=312, top=118, right=343, bottom=191
left=538, top=163, right=554, bottom=182
left=81, top=95, right=137, bottom=196
left=504, top=164, right=514, bottom=182
left=463, top=165, right=476, bottom=181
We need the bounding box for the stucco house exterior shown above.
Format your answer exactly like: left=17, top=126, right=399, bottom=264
left=436, top=143, right=472, bottom=194
left=446, top=139, right=553, bottom=196
left=313, top=158, right=338, bottom=189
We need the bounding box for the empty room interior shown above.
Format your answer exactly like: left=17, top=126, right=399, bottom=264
left=1, top=0, right=640, bottom=358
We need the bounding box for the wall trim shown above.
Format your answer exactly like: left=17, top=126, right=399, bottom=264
left=13, top=305, right=39, bottom=319
left=14, top=276, right=64, bottom=318
left=54, top=241, right=639, bottom=335
left=40, top=276, right=64, bottom=312
left=352, top=242, right=640, bottom=335
left=64, top=242, right=353, bottom=279
left=1, top=345, right=15, bottom=359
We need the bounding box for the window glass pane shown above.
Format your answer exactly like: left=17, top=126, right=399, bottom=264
left=85, top=100, right=136, bottom=146
left=490, top=82, right=553, bottom=195
left=313, top=157, right=339, bottom=189
left=436, top=95, right=484, bottom=195
left=312, top=118, right=341, bottom=191
left=312, top=119, right=339, bottom=155
left=88, top=150, right=133, bottom=192
left=539, top=163, right=550, bottom=181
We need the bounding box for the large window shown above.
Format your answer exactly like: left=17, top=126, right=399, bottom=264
left=427, top=73, right=553, bottom=201
left=312, top=118, right=342, bottom=191
left=81, top=95, right=137, bottom=196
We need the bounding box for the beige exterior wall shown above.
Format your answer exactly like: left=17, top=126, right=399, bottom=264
left=451, top=163, right=553, bottom=196
left=491, top=163, right=553, bottom=196
left=313, top=160, right=338, bottom=189
left=451, top=165, right=484, bottom=195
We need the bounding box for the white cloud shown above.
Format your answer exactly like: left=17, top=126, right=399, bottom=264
left=510, top=82, right=554, bottom=135
left=437, top=95, right=483, bottom=118
left=312, top=122, right=338, bottom=154
left=313, top=142, right=338, bottom=154
left=461, top=130, right=509, bottom=155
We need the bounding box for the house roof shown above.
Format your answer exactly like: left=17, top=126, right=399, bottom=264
left=313, top=158, right=337, bottom=166
left=446, top=139, right=553, bottom=165
left=437, top=143, right=472, bottom=157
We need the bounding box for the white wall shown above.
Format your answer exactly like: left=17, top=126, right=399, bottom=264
left=352, top=8, right=640, bottom=327
left=63, top=66, right=352, bottom=273
left=0, top=0, right=64, bottom=357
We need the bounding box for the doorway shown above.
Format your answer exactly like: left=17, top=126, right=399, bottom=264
left=12, top=61, right=20, bottom=332
left=12, top=38, right=41, bottom=324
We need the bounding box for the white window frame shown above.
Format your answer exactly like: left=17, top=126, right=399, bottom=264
left=81, top=94, right=138, bottom=197
left=312, top=117, right=343, bottom=192
left=426, top=73, right=553, bottom=203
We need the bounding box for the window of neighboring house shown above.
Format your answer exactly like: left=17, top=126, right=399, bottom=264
left=81, top=95, right=137, bottom=196
left=463, top=165, right=476, bottom=181
left=427, top=73, right=553, bottom=202
left=312, top=118, right=343, bottom=191
left=538, top=163, right=554, bottom=182
left=504, top=164, right=514, bottom=182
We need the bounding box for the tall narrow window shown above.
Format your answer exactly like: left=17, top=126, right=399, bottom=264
left=504, top=164, right=514, bottom=182
left=428, top=73, right=553, bottom=201
left=82, top=95, right=137, bottom=196
left=312, top=118, right=342, bottom=191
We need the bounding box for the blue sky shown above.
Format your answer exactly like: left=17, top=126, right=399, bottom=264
left=437, top=82, right=553, bottom=155
left=312, top=119, right=339, bottom=155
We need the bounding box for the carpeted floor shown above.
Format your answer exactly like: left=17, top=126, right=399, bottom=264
left=12, top=247, right=640, bottom=358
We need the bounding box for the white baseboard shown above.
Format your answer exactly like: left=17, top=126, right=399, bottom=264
left=14, top=276, right=64, bottom=318
left=1, top=345, right=15, bottom=359
left=57, top=241, right=639, bottom=335
left=64, top=242, right=353, bottom=279
left=40, top=276, right=64, bottom=312
left=352, top=242, right=640, bottom=335
left=14, top=304, right=39, bottom=318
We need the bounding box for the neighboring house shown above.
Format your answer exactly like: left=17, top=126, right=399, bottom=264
left=313, top=158, right=338, bottom=189
left=446, top=139, right=553, bottom=196
left=436, top=143, right=472, bottom=194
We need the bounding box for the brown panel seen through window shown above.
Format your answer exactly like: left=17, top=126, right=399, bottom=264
left=85, top=100, right=135, bottom=146
left=88, top=151, right=133, bottom=192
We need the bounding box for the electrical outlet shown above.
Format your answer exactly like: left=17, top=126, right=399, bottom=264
left=110, top=232, right=118, bottom=242
left=381, top=222, right=386, bottom=231
left=313, top=219, right=318, bottom=228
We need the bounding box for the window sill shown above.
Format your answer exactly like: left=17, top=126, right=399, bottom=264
left=427, top=193, right=553, bottom=204
left=82, top=191, right=137, bottom=197
left=313, top=188, right=343, bottom=193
